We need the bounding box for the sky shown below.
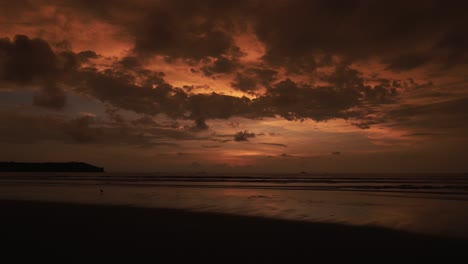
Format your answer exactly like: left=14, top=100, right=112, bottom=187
left=0, top=0, right=467, bottom=173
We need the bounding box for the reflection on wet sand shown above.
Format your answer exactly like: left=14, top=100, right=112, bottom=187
left=1, top=173, right=468, bottom=239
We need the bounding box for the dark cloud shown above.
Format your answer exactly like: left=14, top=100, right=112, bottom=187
left=253, top=1, right=468, bottom=71
left=187, top=93, right=251, bottom=120
left=249, top=68, right=278, bottom=87
left=0, top=34, right=403, bottom=129
left=70, top=64, right=397, bottom=126
left=104, top=107, right=126, bottom=124
left=0, top=0, right=35, bottom=17
left=7, top=1, right=468, bottom=71
left=392, top=99, right=468, bottom=122
left=58, top=51, right=81, bottom=73
left=64, top=113, right=160, bottom=146
left=202, top=145, right=221, bottom=148
left=231, top=73, right=257, bottom=92
left=0, top=108, right=216, bottom=147
left=402, top=132, right=440, bottom=137
left=86, top=1, right=468, bottom=71
left=0, top=35, right=57, bottom=83
left=384, top=53, right=432, bottom=72
left=354, top=97, right=468, bottom=135
left=2, top=1, right=468, bottom=135
left=435, top=27, right=468, bottom=68
left=259, top=74, right=364, bottom=121
left=192, top=118, right=209, bottom=131
left=231, top=68, right=278, bottom=93
left=201, top=57, right=238, bottom=76
left=33, top=82, right=66, bottom=110
left=244, top=65, right=399, bottom=122
left=65, top=115, right=101, bottom=143
left=259, top=143, right=287, bottom=148
left=0, top=35, right=79, bottom=110
left=351, top=122, right=372, bottom=130
left=217, top=139, right=232, bottom=143
left=131, top=115, right=158, bottom=127
left=118, top=56, right=142, bottom=70
left=363, top=84, right=398, bottom=105
left=130, top=1, right=246, bottom=62
left=73, top=67, right=187, bottom=117
left=77, top=50, right=99, bottom=62
left=234, top=130, right=255, bottom=141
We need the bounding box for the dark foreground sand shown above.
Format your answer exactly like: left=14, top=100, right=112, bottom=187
left=1, top=200, right=467, bottom=262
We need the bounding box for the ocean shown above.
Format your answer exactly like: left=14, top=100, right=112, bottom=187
left=1, top=172, right=468, bottom=238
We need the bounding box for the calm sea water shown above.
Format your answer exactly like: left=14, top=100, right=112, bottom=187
left=1, top=172, right=468, bottom=238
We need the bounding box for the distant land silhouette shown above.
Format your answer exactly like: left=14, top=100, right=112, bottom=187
left=0, top=162, right=104, bottom=172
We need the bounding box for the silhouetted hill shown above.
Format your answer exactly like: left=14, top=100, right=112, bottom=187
left=0, top=162, right=104, bottom=172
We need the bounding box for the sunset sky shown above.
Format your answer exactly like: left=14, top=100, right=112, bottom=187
left=0, top=0, right=467, bottom=173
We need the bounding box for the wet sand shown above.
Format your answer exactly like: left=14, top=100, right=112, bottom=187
left=0, top=200, right=467, bottom=261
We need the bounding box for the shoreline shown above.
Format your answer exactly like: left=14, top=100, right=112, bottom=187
left=1, top=199, right=467, bottom=261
